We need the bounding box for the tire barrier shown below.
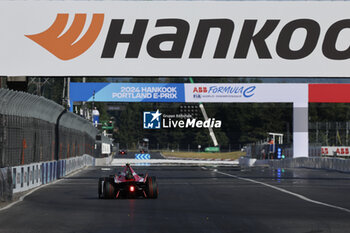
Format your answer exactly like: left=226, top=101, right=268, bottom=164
left=0, top=88, right=98, bottom=168
left=12, top=154, right=95, bottom=193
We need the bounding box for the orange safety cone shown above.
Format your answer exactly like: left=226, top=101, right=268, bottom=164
left=22, top=138, right=27, bottom=165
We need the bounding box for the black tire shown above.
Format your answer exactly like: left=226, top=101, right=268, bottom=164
left=98, top=178, right=104, bottom=199
left=103, top=179, right=115, bottom=199
left=147, top=176, right=158, bottom=199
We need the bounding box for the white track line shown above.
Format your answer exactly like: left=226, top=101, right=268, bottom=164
left=101, top=168, right=111, bottom=171
left=0, top=167, right=87, bottom=212
left=210, top=168, right=350, bottom=214
left=111, top=159, right=238, bottom=166
left=158, top=152, right=167, bottom=159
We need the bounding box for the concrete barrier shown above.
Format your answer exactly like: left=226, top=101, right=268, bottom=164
left=95, top=155, right=113, bottom=166
left=0, top=167, right=12, bottom=201
left=238, top=157, right=257, bottom=167
left=264, top=157, right=350, bottom=173
left=11, top=154, right=95, bottom=194
left=12, top=163, right=42, bottom=193
left=239, top=156, right=350, bottom=173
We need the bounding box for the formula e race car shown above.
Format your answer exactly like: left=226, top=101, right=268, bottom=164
left=98, top=164, right=158, bottom=199
left=119, top=149, right=127, bottom=155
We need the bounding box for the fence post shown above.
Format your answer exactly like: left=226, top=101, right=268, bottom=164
left=346, top=122, right=349, bottom=146
left=0, top=115, right=7, bottom=167
left=326, top=122, right=329, bottom=146
left=0, top=115, right=4, bottom=167
left=315, top=122, right=319, bottom=144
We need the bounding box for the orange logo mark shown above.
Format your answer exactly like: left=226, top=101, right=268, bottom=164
left=26, top=13, right=104, bottom=60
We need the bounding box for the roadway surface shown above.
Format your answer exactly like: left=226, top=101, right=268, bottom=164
left=0, top=164, right=350, bottom=233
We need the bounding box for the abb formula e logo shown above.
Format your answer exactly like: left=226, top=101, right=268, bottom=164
left=193, top=87, right=208, bottom=93
left=26, top=14, right=104, bottom=60
left=26, top=14, right=350, bottom=61
left=192, top=85, right=255, bottom=97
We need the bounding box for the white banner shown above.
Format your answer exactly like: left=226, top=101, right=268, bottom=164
left=1, top=1, right=350, bottom=76
left=321, top=147, right=350, bottom=156
left=185, top=83, right=308, bottom=103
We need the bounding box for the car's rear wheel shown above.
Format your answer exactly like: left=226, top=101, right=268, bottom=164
left=147, top=176, right=158, bottom=199
left=103, top=179, right=115, bottom=199
left=98, top=178, right=104, bottom=199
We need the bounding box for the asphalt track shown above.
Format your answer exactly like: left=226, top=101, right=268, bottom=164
left=0, top=164, right=350, bottom=233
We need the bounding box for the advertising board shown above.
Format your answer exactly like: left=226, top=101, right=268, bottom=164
left=1, top=2, right=350, bottom=76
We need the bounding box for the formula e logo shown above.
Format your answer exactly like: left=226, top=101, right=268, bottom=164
left=143, top=110, right=162, bottom=129
left=25, top=14, right=104, bottom=60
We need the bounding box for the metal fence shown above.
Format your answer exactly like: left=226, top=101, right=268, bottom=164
left=0, top=88, right=98, bottom=168
left=246, top=144, right=293, bottom=159
left=309, top=122, right=350, bottom=146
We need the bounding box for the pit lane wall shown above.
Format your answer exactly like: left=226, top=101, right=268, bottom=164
left=240, top=157, right=350, bottom=173
left=11, top=154, right=95, bottom=194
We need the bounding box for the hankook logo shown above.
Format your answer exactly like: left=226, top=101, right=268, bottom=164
left=26, top=13, right=104, bottom=60
left=26, top=15, right=350, bottom=61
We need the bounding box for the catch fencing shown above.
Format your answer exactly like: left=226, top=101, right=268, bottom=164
left=246, top=144, right=322, bottom=159
left=0, top=88, right=99, bottom=200
left=0, top=88, right=98, bottom=168
left=309, top=122, right=350, bottom=146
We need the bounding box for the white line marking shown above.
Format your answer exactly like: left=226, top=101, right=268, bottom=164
left=111, top=158, right=238, bottom=166
left=0, top=167, right=87, bottom=212
left=101, top=168, right=111, bottom=171
left=213, top=169, right=350, bottom=214
left=159, top=152, right=166, bottom=159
